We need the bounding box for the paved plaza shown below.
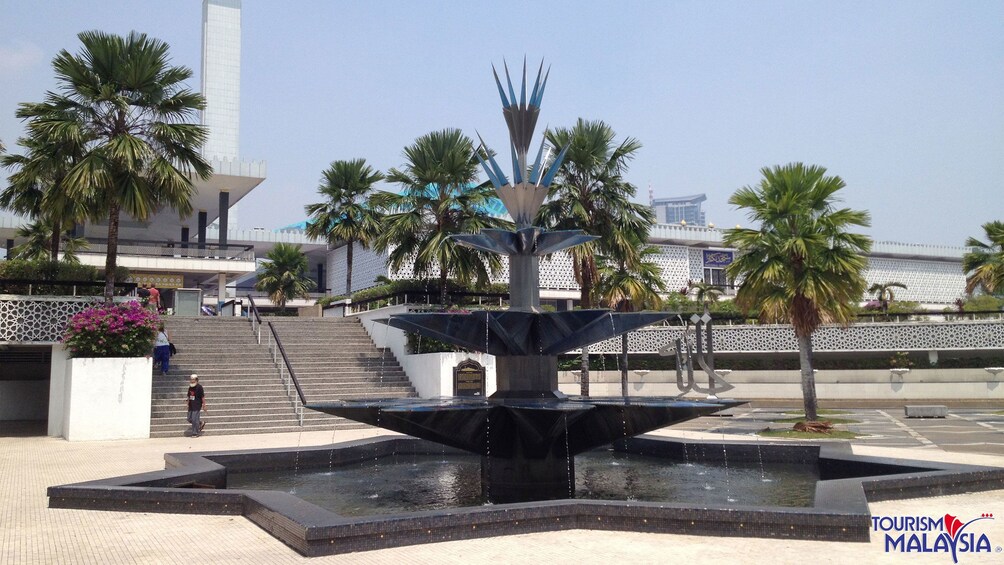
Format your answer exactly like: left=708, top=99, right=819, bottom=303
left=3, top=408, right=1004, bottom=564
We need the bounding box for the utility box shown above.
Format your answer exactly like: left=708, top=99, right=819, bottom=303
left=174, top=288, right=203, bottom=317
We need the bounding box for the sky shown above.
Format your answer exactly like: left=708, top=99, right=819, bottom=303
left=1, top=0, right=1002, bottom=247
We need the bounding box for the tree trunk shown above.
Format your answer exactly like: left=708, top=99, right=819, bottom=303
left=439, top=267, right=448, bottom=307
left=49, top=224, right=61, bottom=262
left=796, top=333, right=818, bottom=421
left=103, top=203, right=120, bottom=303
left=620, top=332, right=629, bottom=397
left=345, top=239, right=354, bottom=295
left=578, top=265, right=592, bottom=396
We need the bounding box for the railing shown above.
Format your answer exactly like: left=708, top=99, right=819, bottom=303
left=79, top=239, right=255, bottom=261
left=243, top=290, right=330, bottom=301
left=0, top=279, right=137, bottom=296
left=247, top=294, right=307, bottom=425
left=346, top=291, right=509, bottom=315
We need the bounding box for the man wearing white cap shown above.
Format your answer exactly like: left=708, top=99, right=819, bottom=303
left=186, top=374, right=206, bottom=437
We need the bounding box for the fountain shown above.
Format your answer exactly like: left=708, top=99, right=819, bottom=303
left=46, top=61, right=1004, bottom=557
left=304, top=60, right=743, bottom=502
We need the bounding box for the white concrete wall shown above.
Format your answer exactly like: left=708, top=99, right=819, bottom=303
left=351, top=305, right=496, bottom=398
left=48, top=345, right=69, bottom=435
left=557, top=368, right=1004, bottom=401
left=60, top=357, right=153, bottom=441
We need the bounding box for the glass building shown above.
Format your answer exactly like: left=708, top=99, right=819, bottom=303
left=651, top=193, right=707, bottom=226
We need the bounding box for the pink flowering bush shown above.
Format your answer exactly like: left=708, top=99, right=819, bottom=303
left=62, top=301, right=159, bottom=358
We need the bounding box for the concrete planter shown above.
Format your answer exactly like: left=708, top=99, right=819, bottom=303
left=49, top=354, right=153, bottom=441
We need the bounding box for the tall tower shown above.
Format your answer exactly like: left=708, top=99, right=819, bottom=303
left=201, top=0, right=241, bottom=229
left=200, top=0, right=241, bottom=161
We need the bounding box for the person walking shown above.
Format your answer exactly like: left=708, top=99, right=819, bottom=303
left=186, top=374, right=206, bottom=437
left=148, top=284, right=161, bottom=313
left=153, top=323, right=171, bottom=375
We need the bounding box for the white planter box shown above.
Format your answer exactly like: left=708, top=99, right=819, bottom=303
left=57, top=356, right=153, bottom=441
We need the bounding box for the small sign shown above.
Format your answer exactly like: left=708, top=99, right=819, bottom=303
left=453, top=359, right=486, bottom=397
left=702, top=250, right=733, bottom=268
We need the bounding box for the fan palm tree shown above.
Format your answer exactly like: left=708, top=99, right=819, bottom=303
left=596, top=241, right=666, bottom=397
left=538, top=118, right=652, bottom=396
left=10, top=220, right=88, bottom=263
left=255, top=243, right=316, bottom=312
left=963, top=221, right=1004, bottom=296
left=371, top=129, right=511, bottom=305
left=868, top=281, right=907, bottom=313
left=304, top=159, right=384, bottom=295
left=1, top=132, right=90, bottom=261
left=723, top=163, right=871, bottom=422
left=20, top=31, right=211, bottom=301
left=689, top=281, right=724, bottom=307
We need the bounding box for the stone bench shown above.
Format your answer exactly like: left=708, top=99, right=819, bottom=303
left=905, top=405, right=948, bottom=418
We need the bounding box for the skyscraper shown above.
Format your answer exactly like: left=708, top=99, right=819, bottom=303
left=651, top=193, right=707, bottom=226
left=200, top=0, right=241, bottom=161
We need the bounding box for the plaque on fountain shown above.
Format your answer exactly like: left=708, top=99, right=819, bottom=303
left=453, top=359, right=486, bottom=397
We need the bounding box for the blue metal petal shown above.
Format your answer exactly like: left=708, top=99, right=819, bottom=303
left=510, top=143, right=523, bottom=184
left=540, top=142, right=570, bottom=187
left=476, top=152, right=502, bottom=190
left=519, top=56, right=527, bottom=108
left=503, top=60, right=518, bottom=110
left=528, top=137, right=547, bottom=184
left=529, top=60, right=544, bottom=108
left=491, top=64, right=510, bottom=108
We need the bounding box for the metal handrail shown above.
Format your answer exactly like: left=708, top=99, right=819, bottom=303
left=267, top=321, right=308, bottom=405
left=247, top=294, right=263, bottom=344
left=269, top=323, right=307, bottom=425
left=246, top=294, right=306, bottom=425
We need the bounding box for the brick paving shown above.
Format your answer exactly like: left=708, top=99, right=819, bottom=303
left=3, top=420, right=1004, bottom=564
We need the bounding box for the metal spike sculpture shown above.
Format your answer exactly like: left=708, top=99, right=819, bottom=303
left=456, top=58, right=586, bottom=311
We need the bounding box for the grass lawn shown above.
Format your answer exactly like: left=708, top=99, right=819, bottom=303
left=771, top=416, right=861, bottom=425
left=781, top=409, right=851, bottom=416
left=757, top=429, right=863, bottom=440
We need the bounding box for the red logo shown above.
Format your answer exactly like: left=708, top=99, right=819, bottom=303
left=945, top=514, right=964, bottom=538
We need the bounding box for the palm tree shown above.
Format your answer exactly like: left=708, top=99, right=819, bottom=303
left=372, top=129, right=511, bottom=305
left=689, top=281, right=723, bottom=307
left=255, top=243, right=316, bottom=312
left=868, top=281, right=907, bottom=313
left=1, top=132, right=89, bottom=260
left=596, top=241, right=666, bottom=397
left=304, top=159, right=384, bottom=295
left=10, top=220, right=88, bottom=263
left=723, top=163, right=871, bottom=422
left=963, top=221, right=1004, bottom=296
left=538, top=118, right=652, bottom=396
left=21, top=31, right=211, bottom=302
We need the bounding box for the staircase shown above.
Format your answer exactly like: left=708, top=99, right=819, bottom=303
left=151, top=316, right=415, bottom=437
left=266, top=318, right=417, bottom=428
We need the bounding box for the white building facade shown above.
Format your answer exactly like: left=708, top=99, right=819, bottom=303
left=326, top=224, right=969, bottom=308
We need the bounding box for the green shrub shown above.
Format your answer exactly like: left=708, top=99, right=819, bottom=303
left=963, top=295, right=1003, bottom=312
left=0, top=259, right=129, bottom=295
left=349, top=278, right=508, bottom=305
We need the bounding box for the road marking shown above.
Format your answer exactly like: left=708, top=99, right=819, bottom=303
left=877, top=410, right=936, bottom=447
left=949, top=413, right=1004, bottom=432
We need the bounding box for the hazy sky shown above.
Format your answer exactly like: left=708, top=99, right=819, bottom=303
left=1, top=1, right=1001, bottom=246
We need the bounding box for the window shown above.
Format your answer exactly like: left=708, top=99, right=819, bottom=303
left=704, top=267, right=728, bottom=287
